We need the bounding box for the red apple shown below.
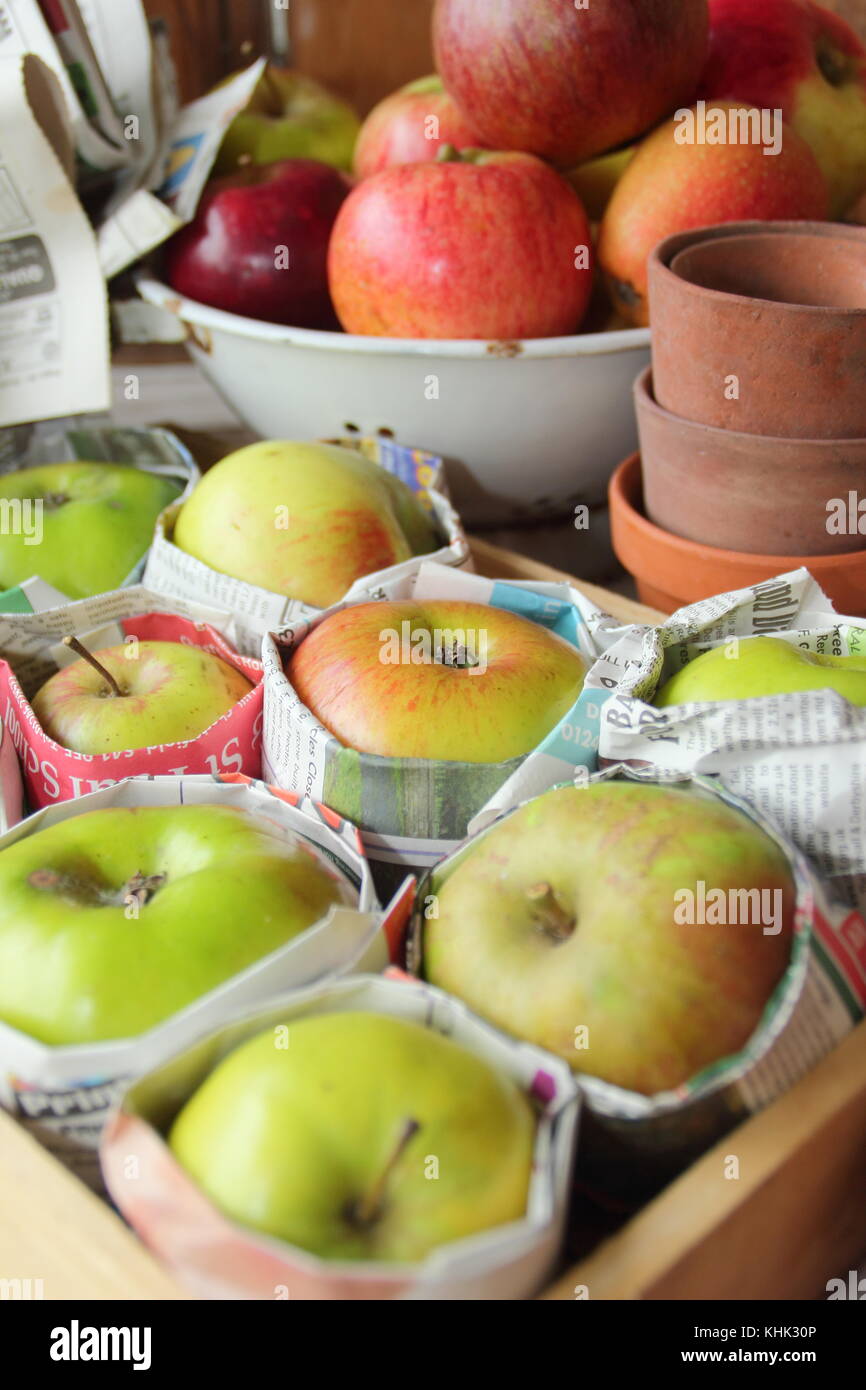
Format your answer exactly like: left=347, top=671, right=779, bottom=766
left=699, top=0, right=866, bottom=216
left=287, top=599, right=587, bottom=762
left=164, top=159, right=351, bottom=328
left=598, top=102, right=829, bottom=325
left=433, top=0, right=711, bottom=167
left=353, top=74, right=485, bottom=179
left=328, top=149, right=593, bottom=339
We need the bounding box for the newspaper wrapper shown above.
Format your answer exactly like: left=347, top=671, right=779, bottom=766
left=404, top=765, right=866, bottom=1198
left=101, top=972, right=580, bottom=1301
left=0, top=423, right=199, bottom=593
left=261, top=560, right=634, bottom=896
left=0, top=713, right=23, bottom=829
left=0, top=772, right=395, bottom=1188
left=576, top=568, right=866, bottom=919
left=143, top=438, right=471, bottom=658
left=0, top=49, right=109, bottom=426
left=0, top=586, right=265, bottom=807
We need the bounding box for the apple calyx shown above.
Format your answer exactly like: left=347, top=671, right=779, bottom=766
left=436, top=637, right=479, bottom=670
left=27, top=865, right=166, bottom=910
left=40, top=491, right=70, bottom=512
left=121, top=871, right=167, bottom=911
left=816, top=39, right=854, bottom=89
left=347, top=1117, right=421, bottom=1230
left=527, top=882, right=575, bottom=942
left=63, top=635, right=125, bottom=699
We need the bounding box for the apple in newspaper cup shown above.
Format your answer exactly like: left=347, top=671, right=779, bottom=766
left=101, top=974, right=579, bottom=1300
left=0, top=774, right=391, bottom=1188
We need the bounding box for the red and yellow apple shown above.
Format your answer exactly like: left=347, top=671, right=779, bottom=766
left=287, top=599, right=587, bottom=762
left=699, top=0, right=866, bottom=216
left=423, top=779, right=796, bottom=1095
left=32, top=639, right=253, bottom=754
left=328, top=148, right=593, bottom=339
left=354, top=74, right=485, bottom=179
left=433, top=0, right=711, bottom=167
left=598, top=101, right=829, bottom=324
left=173, top=441, right=441, bottom=608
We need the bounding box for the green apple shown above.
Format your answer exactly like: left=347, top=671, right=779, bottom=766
left=168, top=1010, right=535, bottom=1262
left=213, top=66, right=360, bottom=177
left=655, top=635, right=866, bottom=708
left=288, top=599, right=587, bottom=761
left=423, top=779, right=795, bottom=1095
left=31, top=639, right=253, bottom=754
left=0, top=463, right=182, bottom=601
left=564, top=143, right=637, bottom=221
left=173, top=441, right=441, bottom=609
left=0, top=804, right=352, bottom=1045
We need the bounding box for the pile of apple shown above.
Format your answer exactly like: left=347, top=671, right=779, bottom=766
left=166, top=0, right=866, bottom=336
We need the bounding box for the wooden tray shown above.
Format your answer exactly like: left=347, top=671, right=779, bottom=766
left=3, top=539, right=864, bottom=1301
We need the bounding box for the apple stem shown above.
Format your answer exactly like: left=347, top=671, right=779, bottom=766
left=352, top=1117, right=420, bottom=1228
left=527, top=882, right=575, bottom=941
left=63, top=635, right=124, bottom=698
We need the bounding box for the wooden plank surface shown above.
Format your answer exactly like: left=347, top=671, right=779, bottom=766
left=469, top=537, right=664, bottom=627
left=542, top=1018, right=866, bottom=1301
left=0, top=1113, right=187, bottom=1300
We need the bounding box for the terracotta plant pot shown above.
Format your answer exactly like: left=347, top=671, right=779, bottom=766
left=634, top=366, right=866, bottom=556
left=649, top=221, right=866, bottom=439
left=609, top=452, right=866, bottom=617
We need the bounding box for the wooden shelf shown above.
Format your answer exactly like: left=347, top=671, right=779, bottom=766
left=2, top=543, right=860, bottom=1301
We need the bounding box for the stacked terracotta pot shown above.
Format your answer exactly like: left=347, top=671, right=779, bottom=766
left=609, top=220, right=866, bottom=615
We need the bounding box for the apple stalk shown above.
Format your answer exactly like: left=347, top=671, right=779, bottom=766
left=527, top=881, right=575, bottom=941
left=63, top=635, right=124, bottom=698
left=352, top=1117, right=421, bottom=1227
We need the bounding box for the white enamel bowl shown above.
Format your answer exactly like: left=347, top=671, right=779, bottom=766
left=137, top=274, right=650, bottom=527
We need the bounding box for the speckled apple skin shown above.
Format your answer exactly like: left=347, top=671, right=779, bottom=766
left=327, top=152, right=594, bottom=340
left=598, top=102, right=829, bottom=324
left=32, top=640, right=253, bottom=754
left=433, top=0, right=711, bottom=167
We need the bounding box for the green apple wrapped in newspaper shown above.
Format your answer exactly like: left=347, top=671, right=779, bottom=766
left=101, top=974, right=579, bottom=1299
left=408, top=764, right=865, bottom=1196
left=0, top=427, right=197, bottom=607
left=261, top=563, right=618, bottom=893
left=0, top=774, right=390, bottom=1189
left=144, top=436, right=468, bottom=656
left=591, top=568, right=866, bottom=918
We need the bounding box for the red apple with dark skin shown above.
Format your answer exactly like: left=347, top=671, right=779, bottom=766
left=698, top=0, right=866, bottom=216
left=328, top=148, right=593, bottom=340
left=433, top=0, right=711, bottom=167
left=165, top=158, right=351, bottom=328
left=354, top=74, right=486, bottom=179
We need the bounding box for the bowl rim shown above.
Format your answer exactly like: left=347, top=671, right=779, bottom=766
left=634, top=364, right=866, bottom=448
left=610, top=451, right=866, bottom=569
left=136, top=272, right=651, bottom=361
left=649, top=220, right=866, bottom=320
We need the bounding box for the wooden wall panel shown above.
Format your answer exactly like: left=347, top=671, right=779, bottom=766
left=143, top=1, right=866, bottom=112
left=143, top=0, right=434, bottom=113
left=290, top=0, right=435, bottom=114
